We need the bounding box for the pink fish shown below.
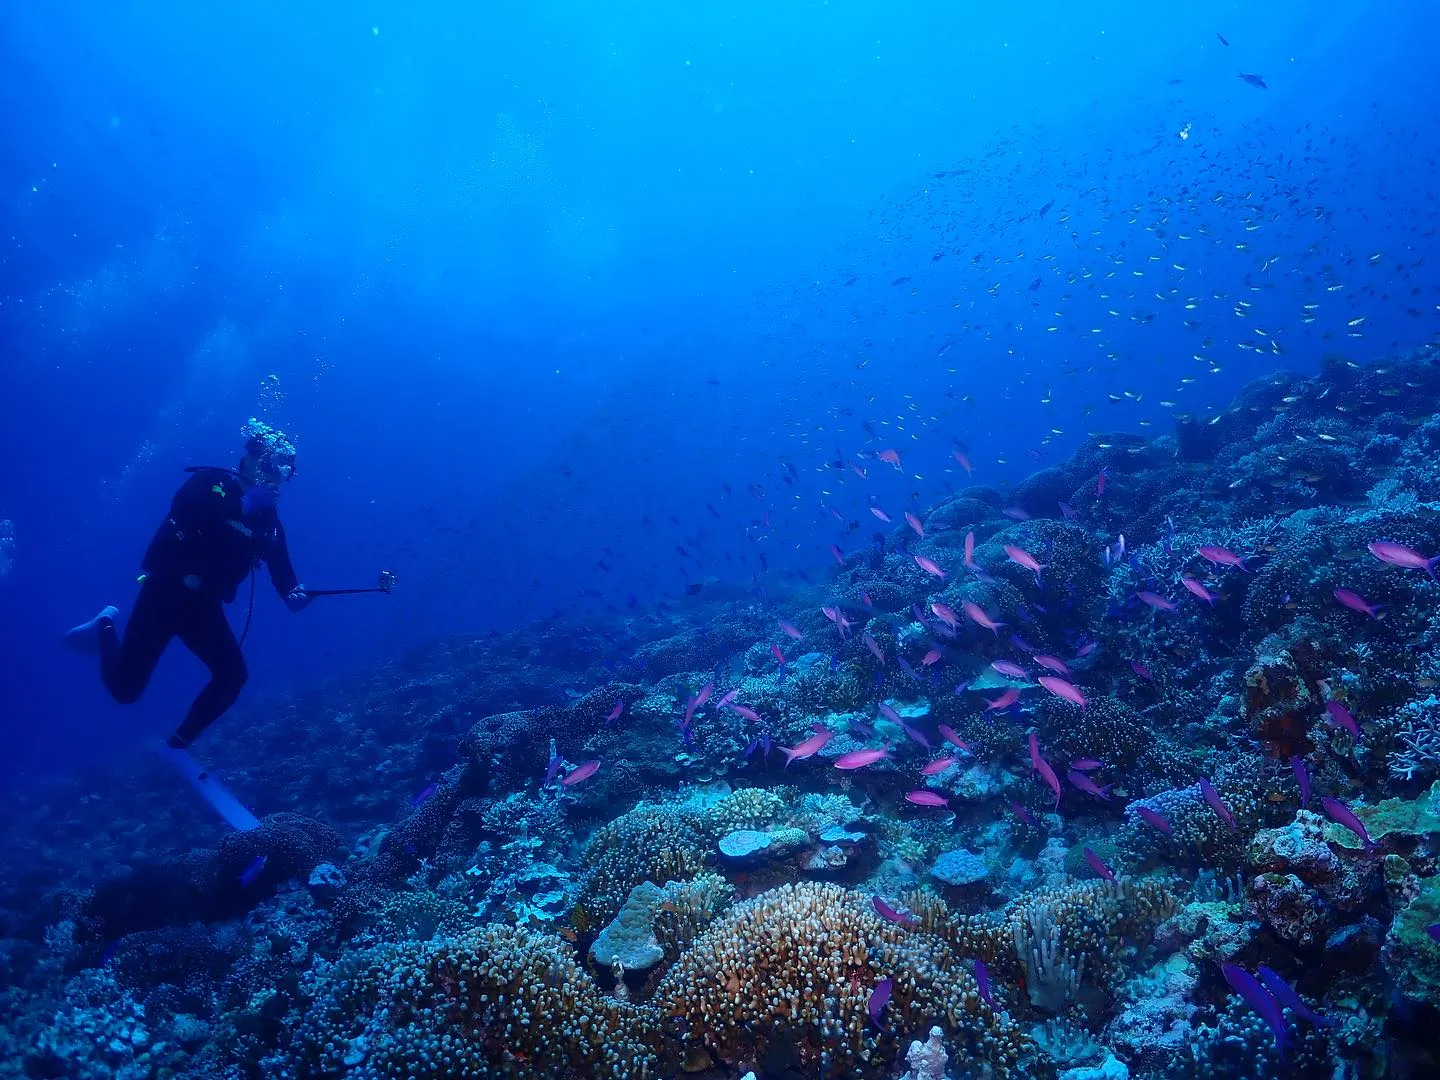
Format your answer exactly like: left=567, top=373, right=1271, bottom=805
left=683, top=683, right=712, bottom=726
left=1368, top=541, right=1439, bottom=577
left=830, top=544, right=845, bottom=566
left=861, top=592, right=874, bottom=608
left=872, top=895, right=916, bottom=927
left=921, top=756, right=961, bottom=776
left=877, top=448, right=902, bottom=467
left=922, top=648, right=942, bottom=667
left=954, top=450, right=973, bottom=475
left=914, top=555, right=948, bottom=579
left=1096, top=467, right=1108, bottom=497
left=606, top=700, right=625, bottom=723
left=936, top=724, right=971, bottom=752
left=562, top=760, right=600, bottom=786
left=1037, top=676, right=1087, bottom=708
left=963, top=531, right=977, bottom=568
left=1319, top=795, right=1375, bottom=850
left=770, top=644, right=786, bottom=665
left=1003, top=545, right=1046, bottom=573
left=930, top=602, right=959, bottom=629
left=781, top=728, right=834, bottom=766
left=1324, top=699, right=1360, bottom=737
left=905, top=511, right=926, bottom=538
left=1197, top=545, right=1246, bottom=569
left=1034, top=654, right=1071, bottom=675
left=1333, top=588, right=1382, bottom=618
left=1131, top=660, right=1153, bottom=681
left=1136, top=806, right=1173, bottom=835
left=1009, top=800, right=1039, bottom=828
left=1027, top=732, right=1043, bottom=773
left=878, top=702, right=903, bottom=725
left=1034, top=756, right=1062, bottom=809
left=730, top=704, right=761, bottom=723
left=962, top=601, right=1004, bottom=634
left=778, top=620, right=804, bottom=640
left=1180, top=577, right=1217, bottom=605
left=985, top=688, right=1021, bottom=712
left=905, top=790, right=949, bottom=807
left=716, top=689, right=738, bottom=709
left=1198, top=777, right=1236, bottom=830
left=1075, top=641, right=1099, bottom=658
left=834, top=747, right=891, bottom=770
left=1137, top=591, right=1177, bottom=611
left=1070, top=758, right=1102, bottom=771
left=863, top=631, right=885, bottom=663
left=870, top=506, right=893, bottom=523
left=1083, top=847, right=1116, bottom=881
left=991, top=659, right=1028, bottom=678
left=1067, top=769, right=1112, bottom=800
left=1002, top=506, right=1031, bottom=521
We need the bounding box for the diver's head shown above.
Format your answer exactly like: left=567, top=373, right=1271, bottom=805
left=238, top=417, right=297, bottom=488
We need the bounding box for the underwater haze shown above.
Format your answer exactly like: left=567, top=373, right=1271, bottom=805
left=1, top=0, right=1430, bottom=767
left=2, top=1, right=1440, bottom=1078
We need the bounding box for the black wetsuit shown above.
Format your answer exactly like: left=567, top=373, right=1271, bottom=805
left=100, top=467, right=300, bottom=748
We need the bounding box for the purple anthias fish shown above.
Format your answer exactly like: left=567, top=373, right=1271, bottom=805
left=872, top=896, right=916, bottom=928
left=1084, top=847, right=1116, bottom=882
left=1067, top=770, right=1113, bottom=800
left=1320, top=795, right=1376, bottom=850
left=867, top=977, right=893, bottom=1025
left=413, top=780, right=441, bottom=805
left=974, top=960, right=994, bottom=1008
left=1290, top=756, right=1311, bottom=809
left=1222, top=963, right=1288, bottom=1054
left=1136, top=806, right=1172, bottom=835
left=1324, top=700, right=1360, bottom=737
left=1257, top=966, right=1329, bottom=1029
left=1199, top=777, right=1236, bottom=830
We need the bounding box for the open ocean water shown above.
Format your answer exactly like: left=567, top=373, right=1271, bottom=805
left=1, top=2, right=1439, bottom=1078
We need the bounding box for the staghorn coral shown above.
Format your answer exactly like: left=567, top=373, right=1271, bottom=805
left=1388, top=693, right=1440, bottom=782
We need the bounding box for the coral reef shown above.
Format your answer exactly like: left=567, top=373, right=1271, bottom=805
left=8, top=350, right=1440, bottom=1080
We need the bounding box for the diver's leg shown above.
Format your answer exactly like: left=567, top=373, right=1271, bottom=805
left=100, top=583, right=177, bottom=705
left=170, top=600, right=247, bottom=749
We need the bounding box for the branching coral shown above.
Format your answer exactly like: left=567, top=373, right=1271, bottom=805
left=1013, top=901, right=1086, bottom=1011
left=652, top=881, right=1033, bottom=1079
left=291, top=924, right=665, bottom=1079
left=1387, top=694, right=1440, bottom=782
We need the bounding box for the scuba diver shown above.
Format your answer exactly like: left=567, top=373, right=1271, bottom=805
left=64, top=419, right=311, bottom=750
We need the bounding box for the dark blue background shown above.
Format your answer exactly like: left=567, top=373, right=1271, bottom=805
left=2, top=0, right=1437, bottom=773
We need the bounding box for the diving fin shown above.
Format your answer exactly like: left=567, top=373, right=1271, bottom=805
left=156, top=744, right=260, bottom=831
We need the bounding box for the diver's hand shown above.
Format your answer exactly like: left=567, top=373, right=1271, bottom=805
left=285, top=585, right=312, bottom=613
left=242, top=485, right=278, bottom=516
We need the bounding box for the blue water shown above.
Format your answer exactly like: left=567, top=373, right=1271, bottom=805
left=2, top=0, right=1437, bottom=774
